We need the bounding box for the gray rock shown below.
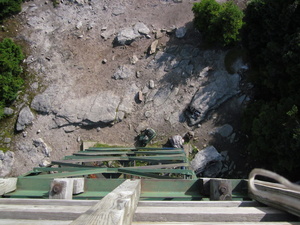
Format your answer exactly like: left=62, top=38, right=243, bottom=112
left=134, top=22, right=150, bottom=35
left=112, top=6, right=125, bottom=16
left=149, top=80, right=155, bottom=89
left=100, top=29, right=115, bottom=40
left=187, top=72, right=240, bottom=125
left=30, top=82, right=39, bottom=90
left=229, top=133, right=236, bottom=143
left=113, top=65, right=135, bottom=80
left=0, top=150, right=15, bottom=177
left=39, top=159, right=51, bottom=167
left=191, top=146, right=222, bottom=175
left=33, top=138, right=52, bottom=157
left=3, top=138, right=11, bottom=144
left=203, top=161, right=223, bottom=177
left=4, top=107, right=14, bottom=116
left=52, top=89, right=131, bottom=127
left=31, top=94, right=52, bottom=113
left=214, top=124, right=233, bottom=138
left=63, top=125, right=76, bottom=133
left=155, top=30, right=163, bottom=39
left=175, top=27, right=187, bottom=38
left=115, top=27, right=140, bottom=45
left=75, top=21, right=82, bottom=29
left=149, top=40, right=158, bottom=55
left=16, top=106, right=35, bottom=131
left=130, top=55, right=139, bottom=65
left=169, top=135, right=184, bottom=148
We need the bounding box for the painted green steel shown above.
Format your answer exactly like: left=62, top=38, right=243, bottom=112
left=74, top=150, right=184, bottom=156
left=5, top=147, right=205, bottom=199
left=50, top=161, right=95, bottom=168
left=29, top=167, right=195, bottom=179
left=87, top=147, right=181, bottom=151
left=32, top=167, right=94, bottom=173
left=58, top=154, right=186, bottom=163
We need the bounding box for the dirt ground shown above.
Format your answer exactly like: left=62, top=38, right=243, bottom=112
left=0, top=0, right=252, bottom=178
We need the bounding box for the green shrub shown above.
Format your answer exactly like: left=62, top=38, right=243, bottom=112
left=0, top=0, right=23, bottom=22
left=192, top=0, right=244, bottom=46
left=0, top=38, right=24, bottom=119
left=242, top=0, right=300, bottom=180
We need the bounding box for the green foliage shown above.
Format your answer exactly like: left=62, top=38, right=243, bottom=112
left=242, top=0, right=300, bottom=180
left=192, top=0, right=244, bottom=46
left=0, top=38, right=24, bottom=119
left=0, top=0, right=23, bottom=22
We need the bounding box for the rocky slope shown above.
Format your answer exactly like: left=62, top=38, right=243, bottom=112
left=0, top=0, right=251, bottom=177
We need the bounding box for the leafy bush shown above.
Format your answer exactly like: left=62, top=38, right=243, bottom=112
left=0, top=0, right=23, bottom=22
left=242, top=0, right=300, bottom=180
left=0, top=38, right=24, bottom=119
left=192, top=0, right=244, bottom=46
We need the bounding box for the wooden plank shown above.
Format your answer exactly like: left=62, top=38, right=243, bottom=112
left=132, top=222, right=300, bottom=225
left=134, top=206, right=297, bottom=222
left=0, top=198, right=98, bottom=206
left=210, top=179, right=232, bottom=200
left=0, top=204, right=89, bottom=220
left=0, top=219, right=72, bottom=225
left=71, top=179, right=141, bottom=225
left=0, top=178, right=17, bottom=195
left=49, top=178, right=74, bottom=199
left=137, top=201, right=263, bottom=207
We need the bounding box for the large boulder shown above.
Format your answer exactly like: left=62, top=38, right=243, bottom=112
left=213, top=124, right=233, bottom=138
left=16, top=106, right=35, bottom=131
left=114, top=27, right=140, bottom=46
left=31, top=93, right=52, bottom=113
left=114, top=23, right=150, bottom=46
left=54, top=91, right=122, bottom=127
left=191, top=146, right=222, bottom=175
left=187, top=72, right=240, bottom=125
left=0, top=150, right=15, bottom=177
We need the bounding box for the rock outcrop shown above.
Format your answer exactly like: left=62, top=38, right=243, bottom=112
left=16, top=106, right=35, bottom=131
left=0, top=150, right=15, bottom=177
left=114, top=22, right=150, bottom=46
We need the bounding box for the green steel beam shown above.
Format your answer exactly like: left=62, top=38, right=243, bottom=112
left=32, top=167, right=95, bottom=173
left=118, top=169, right=177, bottom=179
left=51, top=161, right=95, bottom=168
left=119, top=168, right=195, bottom=175
left=86, top=147, right=135, bottom=151
left=127, top=162, right=190, bottom=169
left=24, top=168, right=111, bottom=178
left=74, top=150, right=184, bottom=156
left=86, top=147, right=181, bottom=151
left=73, top=151, right=135, bottom=156
left=56, top=154, right=185, bottom=164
